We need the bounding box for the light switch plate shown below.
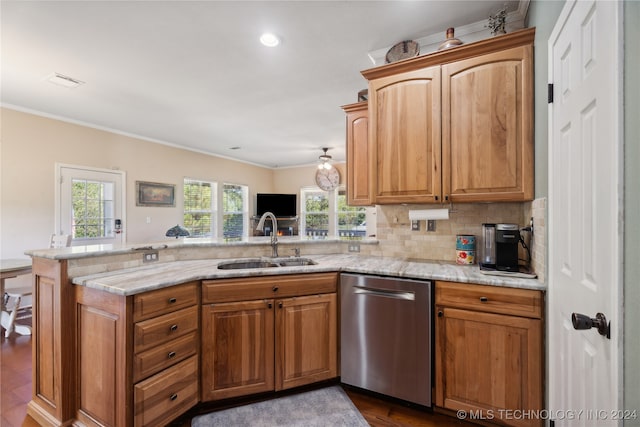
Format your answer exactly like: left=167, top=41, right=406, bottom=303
left=427, top=220, right=436, bottom=232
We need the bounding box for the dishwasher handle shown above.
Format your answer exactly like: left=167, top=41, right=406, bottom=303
left=353, top=285, right=415, bottom=301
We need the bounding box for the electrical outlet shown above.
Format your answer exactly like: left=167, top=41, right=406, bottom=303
left=530, top=217, right=534, bottom=236
left=411, top=220, right=420, bottom=231
left=348, top=243, right=360, bottom=253
left=142, top=250, right=159, bottom=263
left=427, top=220, right=436, bottom=232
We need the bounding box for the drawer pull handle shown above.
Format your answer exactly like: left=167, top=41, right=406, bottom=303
left=170, top=393, right=178, bottom=401
left=272, top=286, right=279, bottom=292
left=480, top=297, right=488, bottom=302
left=168, top=351, right=176, bottom=359
left=168, top=297, right=177, bottom=304
left=170, top=324, right=178, bottom=332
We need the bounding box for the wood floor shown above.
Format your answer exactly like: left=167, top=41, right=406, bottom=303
left=1, top=330, right=475, bottom=427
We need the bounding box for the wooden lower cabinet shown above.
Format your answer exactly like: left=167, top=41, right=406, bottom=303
left=276, top=293, right=337, bottom=390
left=201, top=299, right=275, bottom=400
left=71, top=281, right=200, bottom=427
left=201, top=273, right=338, bottom=402
left=435, top=281, right=543, bottom=427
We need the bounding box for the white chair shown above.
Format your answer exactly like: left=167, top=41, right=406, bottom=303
left=50, top=234, right=72, bottom=248
left=2, top=234, right=71, bottom=337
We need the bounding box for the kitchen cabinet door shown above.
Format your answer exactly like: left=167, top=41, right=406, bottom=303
left=442, top=45, right=533, bottom=202
left=368, top=66, right=442, bottom=204
left=342, top=101, right=372, bottom=206
left=275, top=293, right=337, bottom=391
left=436, top=307, right=542, bottom=427
left=201, top=299, right=275, bottom=401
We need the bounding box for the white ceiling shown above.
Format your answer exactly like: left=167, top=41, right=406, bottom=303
left=1, top=1, right=526, bottom=169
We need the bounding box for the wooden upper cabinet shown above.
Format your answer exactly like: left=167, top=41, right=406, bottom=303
left=342, top=101, right=371, bottom=206
left=369, top=66, right=442, bottom=204
left=359, top=28, right=535, bottom=204
left=442, top=45, right=533, bottom=202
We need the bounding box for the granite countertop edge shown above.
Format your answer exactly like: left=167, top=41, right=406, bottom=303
left=70, top=254, right=546, bottom=296
left=25, top=237, right=379, bottom=260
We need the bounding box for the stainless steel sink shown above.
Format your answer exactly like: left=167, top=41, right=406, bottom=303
left=217, top=258, right=317, bottom=270
left=275, top=258, right=317, bottom=267
left=217, top=260, right=279, bottom=270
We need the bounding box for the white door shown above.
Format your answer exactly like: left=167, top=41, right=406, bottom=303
left=548, top=1, right=622, bottom=425
left=57, top=164, right=126, bottom=246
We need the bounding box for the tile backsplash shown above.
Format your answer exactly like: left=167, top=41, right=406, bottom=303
left=360, top=199, right=547, bottom=281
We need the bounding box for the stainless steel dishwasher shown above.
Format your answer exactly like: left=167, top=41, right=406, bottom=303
left=340, top=273, right=432, bottom=406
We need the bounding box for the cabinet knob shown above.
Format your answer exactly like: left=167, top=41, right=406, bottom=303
left=480, top=297, right=488, bottom=302
left=437, top=311, right=444, bottom=317
left=168, top=351, right=176, bottom=359
left=435, top=195, right=439, bottom=201
left=170, top=393, right=178, bottom=401
left=279, top=301, right=283, bottom=309
left=445, top=195, right=449, bottom=201
left=272, top=286, right=279, bottom=292
left=268, top=302, right=273, bottom=309
left=170, top=324, right=178, bottom=332
left=168, top=297, right=177, bottom=304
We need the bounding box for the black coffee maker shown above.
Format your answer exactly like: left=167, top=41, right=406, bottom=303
left=480, top=223, right=520, bottom=272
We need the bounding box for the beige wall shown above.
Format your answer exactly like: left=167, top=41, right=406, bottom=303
left=0, top=107, right=276, bottom=258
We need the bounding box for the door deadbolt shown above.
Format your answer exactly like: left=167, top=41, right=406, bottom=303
left=571, top=312, right=610, bottom=339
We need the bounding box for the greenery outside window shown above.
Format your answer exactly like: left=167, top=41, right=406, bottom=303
left=300, top=187, right=366, bottom=238
left=71, top=179, right=115, bottom=239
left=301, top=188, right=329, bottom=238
left=223, top=183, right=248, bottom=238
left=183, top=179, right=216, bottom=237
left=337, top=189, right=367, bottom=238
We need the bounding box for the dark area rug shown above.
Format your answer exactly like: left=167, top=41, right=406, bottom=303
left=191, top=386, right=369, bottom=426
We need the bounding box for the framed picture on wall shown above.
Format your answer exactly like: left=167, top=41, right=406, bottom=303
left=136, top=181, right=175, bottom=207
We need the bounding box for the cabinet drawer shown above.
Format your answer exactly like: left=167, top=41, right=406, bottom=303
left=133, top=281, right=198, bottom=321
left=203, top=273, right=338, bottom=303
left=133, top=331, right=198, bottom=383
left=134, top=306, right=198, bottom=353
left=134, top=356, right=198, bottom=427
left=436, top=281, right=542, bottom=319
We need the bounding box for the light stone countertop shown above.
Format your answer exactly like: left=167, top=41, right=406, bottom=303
left=70, top=254, right=546, bottom=296
left=25, top=236, right=377, bottom=260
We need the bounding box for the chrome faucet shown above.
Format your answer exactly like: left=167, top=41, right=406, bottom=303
left=256, top=211, right=278, bottom=257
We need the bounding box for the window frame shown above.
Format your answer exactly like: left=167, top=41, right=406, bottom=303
left=300, top=185, right=367, bottom=238
left=222, top=182, right=249, bottom=238
left=183, top=178, right=217, bottom=238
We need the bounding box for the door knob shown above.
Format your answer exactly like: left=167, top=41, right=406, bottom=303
left=571, top=312, right=610, bottom=339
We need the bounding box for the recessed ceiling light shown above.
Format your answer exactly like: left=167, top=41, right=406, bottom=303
left=45, top=72, right=84, bottom=88
left=259, top=33, right=280, bottom=47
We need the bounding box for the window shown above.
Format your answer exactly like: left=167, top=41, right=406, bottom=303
left=183, top=179, right=216, bottom=237
left=301, top=188, right=329, bottom=238
left=223, top=183, right=248, bottom=238
left=71, top=179, right=115, bottom=239
left=301, top=187, right=367, bottom=238
left=337, top=189, right=367, bottom=238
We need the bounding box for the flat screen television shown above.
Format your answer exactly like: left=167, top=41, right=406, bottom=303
left=256, top=193, right=297, bottom=218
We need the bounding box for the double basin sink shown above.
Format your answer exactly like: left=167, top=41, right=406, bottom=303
left=217, top=257, right=317, bottom=270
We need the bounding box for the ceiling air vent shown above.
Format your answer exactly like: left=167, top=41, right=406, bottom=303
left=45, top=72, right=85, bottom=88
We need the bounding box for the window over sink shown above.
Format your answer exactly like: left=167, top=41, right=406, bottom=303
left=300, top=186, right=367, bottom=238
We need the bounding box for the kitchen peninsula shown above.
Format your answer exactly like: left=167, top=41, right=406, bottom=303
left=25, top=237, right=544, bottom=427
